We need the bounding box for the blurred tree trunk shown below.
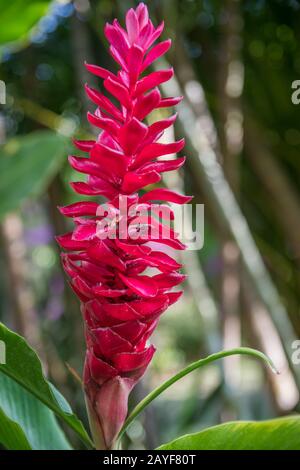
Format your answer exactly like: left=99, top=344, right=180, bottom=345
left=71, top=7, right=97, bottom=121
left=172, top=36, right=229, bottom=238
left=217, top=0, right=243, bottom=405
left=47, top=176, right=86, bottom=359
left=160, top=112, right=222, bottom=353
left=0, top=113, right=46, bottom=365
left=244, top=117, right=300, bottom=268
left=241, top=275, right=299, bottom=412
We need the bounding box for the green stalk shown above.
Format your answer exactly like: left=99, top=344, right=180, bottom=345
left=118, top=347, right=278, bottom=443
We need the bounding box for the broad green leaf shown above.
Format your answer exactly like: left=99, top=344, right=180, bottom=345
left=0, top=0, right=51, bottom=47
left=0, top=407, right=31, bottom=450
left=158, top=416, right=300, bottom=450
left=0, top=322, right=93, bottom=448
left=0, top=374, right=71, bottom=450
left=0, top=130, right=68, bottom=220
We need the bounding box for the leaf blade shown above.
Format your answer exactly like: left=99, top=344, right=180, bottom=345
left=0, top=374, right=71, bottom=450
left=158, top=417, right=300, bottom=450
left=0, top=407, right=32, bottom=450
left=0, top=322, right=93, bottom=448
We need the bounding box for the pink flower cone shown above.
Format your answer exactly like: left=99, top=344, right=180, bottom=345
left=57, top=2, right=191, bottom=450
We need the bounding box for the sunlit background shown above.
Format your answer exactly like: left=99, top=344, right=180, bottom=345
left=1, top=0, right=300, bottom=449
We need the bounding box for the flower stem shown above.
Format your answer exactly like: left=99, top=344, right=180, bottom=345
left=118, top=347, right=278, bottom=443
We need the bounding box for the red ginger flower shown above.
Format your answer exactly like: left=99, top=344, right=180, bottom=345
left=57, top=2, right=191, bottom=449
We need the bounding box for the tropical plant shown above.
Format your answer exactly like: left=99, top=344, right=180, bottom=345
left=1, top=2, right=300, bottom=451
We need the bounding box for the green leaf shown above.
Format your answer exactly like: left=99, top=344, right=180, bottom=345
left=157, top=416, right=300, bottom=450
left=0, top=0, right=51, bottom=47
left=0, top=407, right=31, bottom=450
left=118, top=348, right=277, bottom=443
left=0, top=130, right=69, bottom=221
left=0, top=322, right=93, bottom=448
left=0, top=374, right=71, bottom=450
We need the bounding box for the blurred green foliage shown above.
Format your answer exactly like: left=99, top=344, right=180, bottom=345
left=0, top=0, right=51, bottom=47
left=0, top=130, right=69, bottom=220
